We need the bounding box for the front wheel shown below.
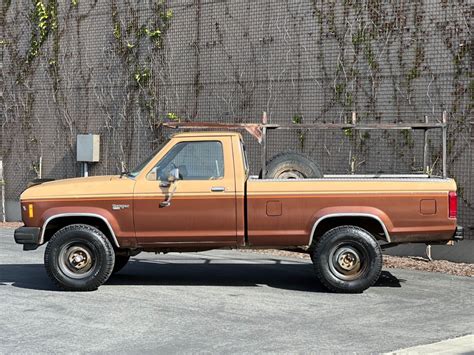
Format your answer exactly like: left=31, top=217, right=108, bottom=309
left=44, top=224, right=115, bottom=291
left=312, top=226, right=382, bottom=293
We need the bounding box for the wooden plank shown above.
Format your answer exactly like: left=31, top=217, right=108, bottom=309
left=261, top=112, right=268, bottom=178
left=163, top=121, right=446, bottom=130
left=442, top=111, right=448, bottom=178
left=261, top=126, right=267, bottom=178
left=163, top=122, right=252, bottom=129
left=423, top=116, right=429, bottom=174
left=267, top=123, right=446, bottom=130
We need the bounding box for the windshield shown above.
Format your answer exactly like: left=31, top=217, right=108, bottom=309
left=126, top=140, right=169, bottom=178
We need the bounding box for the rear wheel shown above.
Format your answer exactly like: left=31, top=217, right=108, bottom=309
left=312, top=226, right=382, bottom=293
left=44, top=224, right=115, bottom=291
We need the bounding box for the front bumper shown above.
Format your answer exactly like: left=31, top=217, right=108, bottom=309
left=14, top=227, right=41, bottom=251
left=453, top=226, right=464, bottom=241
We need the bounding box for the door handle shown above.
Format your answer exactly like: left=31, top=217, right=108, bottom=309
left=211, top=187, right=225, bottom=192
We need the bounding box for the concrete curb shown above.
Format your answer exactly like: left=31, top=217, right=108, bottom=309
left=385, top=240, right=474, bottom=263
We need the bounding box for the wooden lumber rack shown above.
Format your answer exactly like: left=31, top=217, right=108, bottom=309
left=163, top=111, right=449, bottom=179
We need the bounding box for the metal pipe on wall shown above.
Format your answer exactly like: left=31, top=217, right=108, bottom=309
left=0, top=160, right=5, bottom=223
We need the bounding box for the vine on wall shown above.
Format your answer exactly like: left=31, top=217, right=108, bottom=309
left=104, top=0, right=174, bottom=168
left=1, top=1, right=472, bottom=220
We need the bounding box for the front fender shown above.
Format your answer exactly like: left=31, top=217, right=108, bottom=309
left=39, top=207, right=125, bottom=247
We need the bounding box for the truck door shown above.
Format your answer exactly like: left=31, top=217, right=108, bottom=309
left=133, top=137, right=237, bottom=246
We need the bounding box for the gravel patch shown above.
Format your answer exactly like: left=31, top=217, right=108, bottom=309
left=382, top=255, right=473, bottom=277
left=239, top=248, right=474, bottom=277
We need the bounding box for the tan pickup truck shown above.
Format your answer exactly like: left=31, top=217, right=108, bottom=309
left=14, top=131, right=463, bottom=292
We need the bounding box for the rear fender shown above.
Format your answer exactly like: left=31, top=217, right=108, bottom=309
left=308, top=206, right=394, bottom=245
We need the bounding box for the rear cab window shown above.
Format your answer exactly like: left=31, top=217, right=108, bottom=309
left=240, top=140, right=249, bottom=177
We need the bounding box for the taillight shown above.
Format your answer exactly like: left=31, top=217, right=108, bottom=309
left=448, top=191, right=457, bottom=218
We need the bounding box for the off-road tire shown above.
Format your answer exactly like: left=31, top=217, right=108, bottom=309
left=264, top=152, right=323, bottom=179
left=44, top=224, right=115, bottom=291
left=112, top=254, right=130, bottom=274
left=312, top=225, right=382, bottom=293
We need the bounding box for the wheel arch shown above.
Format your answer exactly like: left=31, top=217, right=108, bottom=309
left=309, top=213, right=391, bottom=247
left=40, top=213, right=120, bottom=248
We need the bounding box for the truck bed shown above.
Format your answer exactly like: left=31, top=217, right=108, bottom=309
left=246, top=177, right=457, bottom=246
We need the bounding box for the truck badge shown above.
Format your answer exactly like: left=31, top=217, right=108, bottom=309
left=112, top=204, right=129, bottom=210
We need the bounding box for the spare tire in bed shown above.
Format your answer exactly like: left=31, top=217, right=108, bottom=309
left=264, top=152, right=323, bottom=179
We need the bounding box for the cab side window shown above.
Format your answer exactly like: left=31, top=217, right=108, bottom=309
left=152, top=141, right=224, bottom=180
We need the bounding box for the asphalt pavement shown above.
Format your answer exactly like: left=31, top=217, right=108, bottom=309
left=0, top=228, right=473, bottom=354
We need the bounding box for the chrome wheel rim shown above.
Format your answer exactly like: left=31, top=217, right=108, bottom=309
left=328, top=243, right=367, bottom=281
left=58, top=242, right=95, bottom=279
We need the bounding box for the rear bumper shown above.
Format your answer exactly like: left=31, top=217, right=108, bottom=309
left=453, top=226, right=464, bottom=241
left=14, top=227, right=41, bottom=251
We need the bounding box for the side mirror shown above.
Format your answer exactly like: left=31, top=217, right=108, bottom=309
left=168, top=168, right=180, bottom=182
left=160, top=168, right=179, bottom=208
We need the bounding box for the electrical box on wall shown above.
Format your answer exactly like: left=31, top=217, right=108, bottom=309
left=77, top=134, right=100, bottom=162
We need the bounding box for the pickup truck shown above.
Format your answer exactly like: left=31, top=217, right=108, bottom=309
left=14, top=131, right=464, bottom=292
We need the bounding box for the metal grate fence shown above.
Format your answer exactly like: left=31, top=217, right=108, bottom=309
left=1, top=0, right=472, bottom=236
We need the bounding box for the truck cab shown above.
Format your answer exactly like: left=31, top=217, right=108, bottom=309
left=131, top=132, right=246, bottom=248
